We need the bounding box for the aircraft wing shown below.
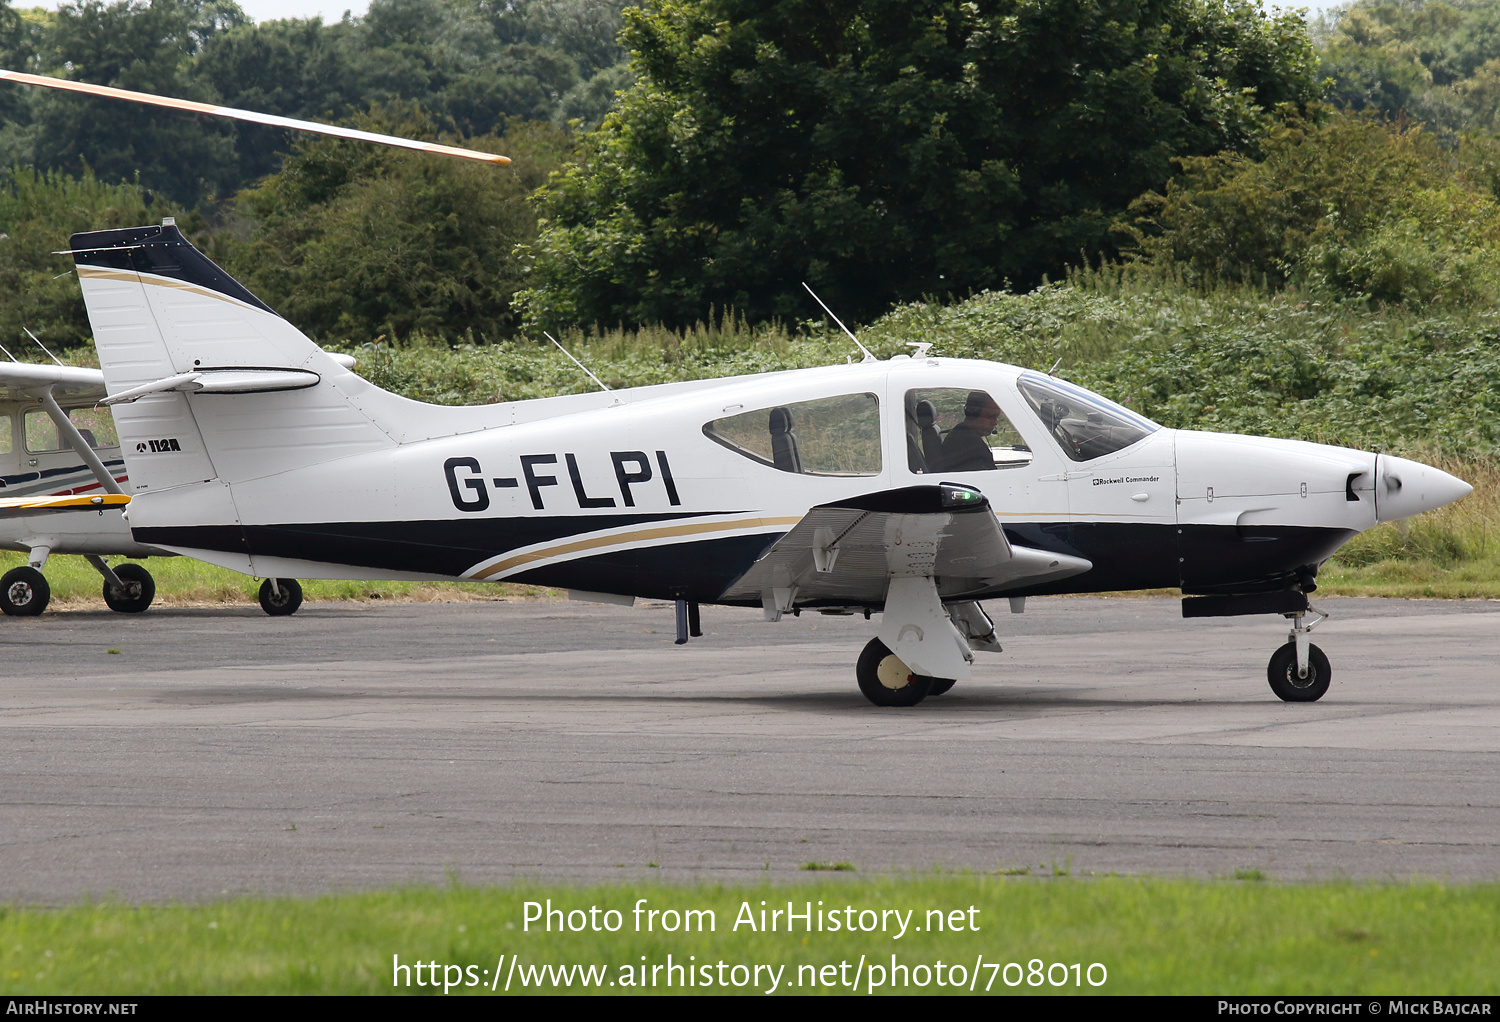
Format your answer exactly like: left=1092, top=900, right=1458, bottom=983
left=0, top=362, right=108, bottom=403
left=719, top=483, right=1091, bottom=608
left=0, top=494, right=129, bottom=519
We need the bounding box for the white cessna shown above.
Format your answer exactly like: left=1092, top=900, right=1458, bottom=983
left=68, top=220, right=1470, bottom=705
left=0, top=359, right=311, bottom=616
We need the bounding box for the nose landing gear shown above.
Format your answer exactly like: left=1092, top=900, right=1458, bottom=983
left=1268, top=605, right=1330, bottom=702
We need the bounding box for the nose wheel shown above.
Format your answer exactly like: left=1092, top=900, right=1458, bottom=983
left=258, top=577, right=303, bottom=616
left=1267, top=641, right=1330, bottom=701
left=1267, top=605, right=1330, bottom=702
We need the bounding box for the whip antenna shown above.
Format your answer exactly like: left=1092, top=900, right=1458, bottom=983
left=24, top=327, right=64, bottom=366
left=802, top=283, right=875, bottom=363
left=544, top=332, right=610, bottom=391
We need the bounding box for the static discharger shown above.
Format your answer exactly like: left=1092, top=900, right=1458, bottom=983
left=0, top=68, right=510, bottom=165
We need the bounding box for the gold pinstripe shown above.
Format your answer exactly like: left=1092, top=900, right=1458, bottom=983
left=471, top=515, right=802, bottom=580
left=75, top=266, right=262, bottom=310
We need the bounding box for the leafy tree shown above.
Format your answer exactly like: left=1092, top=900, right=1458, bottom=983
left=519, top=0, right=1322, bottom=331
left=27, top=0, right=248, bottom=204
left=1125, top=113, right=1500, bottom=305
left=0, top=166, right=168, bottom=346
left=225, top=113, right=570, bottom=342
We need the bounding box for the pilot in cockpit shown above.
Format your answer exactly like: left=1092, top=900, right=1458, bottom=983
left=937, top=392, right=1003, bottom=472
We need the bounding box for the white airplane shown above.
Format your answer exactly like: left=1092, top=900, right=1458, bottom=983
left=65, top=219, right=1471, bottom=705
left=0, top=359, right=170, bottom=615
left=2, top=68, right=1473, bottom=701
left=0, top=357, right=325, bottom=616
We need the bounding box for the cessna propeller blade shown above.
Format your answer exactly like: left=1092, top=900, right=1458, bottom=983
left=0, top=68, right=510, bottom=165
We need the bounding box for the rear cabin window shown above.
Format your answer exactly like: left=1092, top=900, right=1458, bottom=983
left=1017, top=374, right=1158, bottom=462
left=904, top=388, right=1032, bottom=473
left=704, top=393, right=882, bottom=476
left=24, top=407, right=118, bottom=453
left=0, top=413, right=10, bottom=455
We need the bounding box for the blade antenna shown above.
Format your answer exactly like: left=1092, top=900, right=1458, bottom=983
left=24, top=327, right=64, bottom=366
left=1047, top=357, right=1063, bottom=377
left=544, top=332, right=610, bottom=392
left=802, top=282, right=876, bottom=363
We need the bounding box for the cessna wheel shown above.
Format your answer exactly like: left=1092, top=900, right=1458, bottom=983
left=856, top=637, right=936, bottom=707
left=259, top=578, right=303, bottom=617
left=927, top=678, right=957, bottom=696
left=102, top=563, right=155, bottom=614
left=1, top=566, right=50, bottom=616
left=1267, top=641, right=1331, bottom=702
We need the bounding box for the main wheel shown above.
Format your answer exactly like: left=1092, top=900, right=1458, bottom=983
left=1267, top=641, right=1331, bottom=702
left=927, top=678, right=957, bottom=696
left=258, top=578, right=303, bottom=616
left=102, top=563, right=154, bottom=613
left=1, top=566, right=50, bottom=616
left=856, top=637, right=935, bottom=707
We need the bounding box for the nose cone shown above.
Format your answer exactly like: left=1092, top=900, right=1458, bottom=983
left=1375, top=454, right=1473, bottom=522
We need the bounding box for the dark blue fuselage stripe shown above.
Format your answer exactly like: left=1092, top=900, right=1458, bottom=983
left=132, top=518, right=1357, bottom=604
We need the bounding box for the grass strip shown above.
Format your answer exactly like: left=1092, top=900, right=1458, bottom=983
left=2, top=877, right=1496, bottom=995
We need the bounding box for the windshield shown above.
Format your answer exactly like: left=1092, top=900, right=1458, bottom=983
left=1016, top=374, right=1159, bottom=462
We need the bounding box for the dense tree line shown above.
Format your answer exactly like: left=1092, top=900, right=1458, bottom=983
left=519, top=0, right=1321, bottom=331
left=1318, top=0, right=1500, bottom=137
left=13, top=0, right=1500, bottom=351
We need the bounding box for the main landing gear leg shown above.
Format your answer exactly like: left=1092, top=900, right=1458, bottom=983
left=1267, top=604, right=1330, bottom=702
left=856, top=576, right=974, bottom=707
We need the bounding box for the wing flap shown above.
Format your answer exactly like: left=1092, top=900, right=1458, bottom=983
left=719, top=484, right=1091, bottom=608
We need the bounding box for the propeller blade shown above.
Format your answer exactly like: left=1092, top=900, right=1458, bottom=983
left=0, top=68, right=510, bottom=165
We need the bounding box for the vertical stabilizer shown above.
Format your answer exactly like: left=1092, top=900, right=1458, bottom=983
left=71, top=221, right=396, bottom=495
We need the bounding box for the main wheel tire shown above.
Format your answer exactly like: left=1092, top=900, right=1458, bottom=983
left=1267, top=641, right=1331, bottom=702
left=927, top=678, right=957, bottom=696
left=102, top=563, right=154, bottom=613
left=1, top=566, right=50, bottom=616
left=856, top=637, right=935, bottom=707
left=258, top=578, right=303, bottom=616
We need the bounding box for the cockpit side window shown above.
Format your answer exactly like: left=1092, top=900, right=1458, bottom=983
left=903, top=388, right=1032, bottom=473
left=704, top=392, right=882, bottom=476
left=1016, top=374, right=1158, bottom=462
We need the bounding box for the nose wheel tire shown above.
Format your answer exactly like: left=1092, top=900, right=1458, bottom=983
left=927, top=678, right=956, bottom=696
left=102, top=563, right=155, bottom=613
left=856, top=637, right=937, bottom=707
left=1267, top=641, right=1331, bottom=702
left=1, top=566, right=50, bottom=616
left=259, top=578, right=303, bottom=616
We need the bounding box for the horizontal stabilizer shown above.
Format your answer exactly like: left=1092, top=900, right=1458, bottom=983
left=103, top=367, right=322, bottom=405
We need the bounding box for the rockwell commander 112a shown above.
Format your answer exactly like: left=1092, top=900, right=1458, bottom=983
left=65, top=218, right=1469, bottom=705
